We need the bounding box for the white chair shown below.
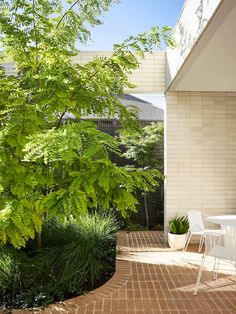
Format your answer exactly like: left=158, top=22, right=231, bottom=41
left=194, top=225, right=236, bottom=295
left=182, top=211, right=223, bottom=252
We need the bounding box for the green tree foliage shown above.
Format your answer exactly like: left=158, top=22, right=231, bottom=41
left=120, top=123, right=164, bottom=228
left=0, top=0, right=174, bottom=248
left=120, top=122, right=164, bottom=172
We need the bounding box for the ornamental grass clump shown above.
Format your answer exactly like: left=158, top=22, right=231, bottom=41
left=0, top=214, right=117, bottom=310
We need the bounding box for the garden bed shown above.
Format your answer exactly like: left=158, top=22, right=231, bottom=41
left=0, top=215, right=117, bottom=311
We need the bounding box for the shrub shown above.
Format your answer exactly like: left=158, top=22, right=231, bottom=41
left=0, top=214, right=117, bottom=309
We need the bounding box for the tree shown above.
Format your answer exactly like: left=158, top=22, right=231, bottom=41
left=0, top=0, right=174, bottom=248
left=121, top=122, right=164, bottom=171
left=120, top=123, right=164, bottom=228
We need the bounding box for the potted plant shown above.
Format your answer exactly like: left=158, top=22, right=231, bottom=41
left=168, top=216, right=189, bottom=250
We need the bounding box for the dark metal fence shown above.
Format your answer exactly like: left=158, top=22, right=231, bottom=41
left=95, top=119, right=164, bottom=227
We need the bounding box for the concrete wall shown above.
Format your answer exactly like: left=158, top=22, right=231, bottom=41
left=73, top=51, right=166, bottom=93
left=165, top=91, right=236, bottom=231
left=166, top=0, right=222, bottom=86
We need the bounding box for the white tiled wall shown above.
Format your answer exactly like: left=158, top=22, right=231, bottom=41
left=2, top=62, right=16, bottom=76
left=2, top=51, right=166, bottom=93
left=165, top=91, right=236, bottom=230
left=73, top=51, right=166, bottom=93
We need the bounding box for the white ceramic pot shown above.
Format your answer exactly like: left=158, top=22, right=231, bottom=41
left=168, top=232, right=187, bottom=250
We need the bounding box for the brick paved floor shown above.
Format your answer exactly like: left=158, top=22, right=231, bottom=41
left=12, top=231, right=236, bottom=314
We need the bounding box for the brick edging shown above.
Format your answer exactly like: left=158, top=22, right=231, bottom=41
left=11, top=232, right=131, bottom=313
left=57, top=260, right=131, bottom=311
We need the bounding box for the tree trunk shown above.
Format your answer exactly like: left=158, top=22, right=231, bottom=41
left=35, top=231, right=42, bottom=248
left=144, top=192, right=149, bottom=229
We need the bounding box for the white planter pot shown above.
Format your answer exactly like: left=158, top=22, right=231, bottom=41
left=168, top=232, right=187, bottom=250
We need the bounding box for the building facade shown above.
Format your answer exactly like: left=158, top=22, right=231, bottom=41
left=165, top=0, right=236, bottom=233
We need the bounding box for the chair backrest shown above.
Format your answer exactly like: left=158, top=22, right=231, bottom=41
left=188, top=210, right=204, bottom=233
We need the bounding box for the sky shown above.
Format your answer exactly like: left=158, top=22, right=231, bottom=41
left=79, top=0, right=185, bottom=51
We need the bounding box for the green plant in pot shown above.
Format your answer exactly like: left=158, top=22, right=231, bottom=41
left=168, top=216, right=189, bottom=250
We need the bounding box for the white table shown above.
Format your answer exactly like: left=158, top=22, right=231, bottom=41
left=194, top=215, right=236, bottom=295
left=206, top=215, right=236, bottom=252
left=206, top=215, right=236, bottom=227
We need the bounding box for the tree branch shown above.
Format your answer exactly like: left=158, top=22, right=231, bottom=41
left=56, top=0, right=80, bottom=29
left=56, top=111, right=66, bottom=129
left=32, top=0, right=40, bottom=104
left=56, top=91, right=76, bottom=129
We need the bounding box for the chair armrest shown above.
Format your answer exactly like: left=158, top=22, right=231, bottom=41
left=202, top=212, right=209, bottom=222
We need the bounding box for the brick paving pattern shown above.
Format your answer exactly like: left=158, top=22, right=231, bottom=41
left=12, top=231, right=236, bottom=314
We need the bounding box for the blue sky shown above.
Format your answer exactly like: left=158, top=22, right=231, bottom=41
left=80, top=0, right=185, bottom=51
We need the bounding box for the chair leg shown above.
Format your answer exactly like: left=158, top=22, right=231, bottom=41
left=213, top=258, right=220, bottom=280
left=198, top=235, right=204, bottom=252
left=194, top=254, right=206, bottom=296
left=182, top=231, right=192, bottom=252
left=213, top=257, right=216, bottom=279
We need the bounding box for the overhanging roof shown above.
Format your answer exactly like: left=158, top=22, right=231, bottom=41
left=63, top=94, right=164, bottom=122
left=168, top=0, right=236, bottom=92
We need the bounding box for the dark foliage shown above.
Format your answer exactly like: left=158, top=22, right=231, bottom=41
left=0, top=215, right=117, bottom=309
